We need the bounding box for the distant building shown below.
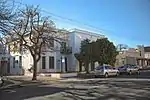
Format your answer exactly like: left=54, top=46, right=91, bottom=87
left=116, top=45, right=150, bottom=68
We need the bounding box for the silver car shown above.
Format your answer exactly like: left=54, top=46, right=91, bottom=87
left=118, top=64, right=140, bottom=75
left=0, top=76, right=4, bottom=87
left=94, top=66, right=119, bottom=77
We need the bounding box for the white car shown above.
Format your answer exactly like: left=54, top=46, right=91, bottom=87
left=94, top=66, right=119, bottom=77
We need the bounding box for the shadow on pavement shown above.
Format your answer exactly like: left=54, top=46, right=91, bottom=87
left=1, top=70, right=150, bottom=100
left=0, top=80, right=150, bottom=100
left=0, top=83, right=65, bottom=100
left=62, top=80, right=150, bottom=100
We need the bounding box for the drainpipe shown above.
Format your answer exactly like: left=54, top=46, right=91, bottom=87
left=61, top=56, right=63, bottom=73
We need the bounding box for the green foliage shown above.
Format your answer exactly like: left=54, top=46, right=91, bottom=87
left=74, top=38, right=118, bottom=73
left=74, top=39, right=91, bottom=73
left=95, top=38, right=118, bottom=66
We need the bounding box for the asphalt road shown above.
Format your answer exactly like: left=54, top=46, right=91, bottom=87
left=0, top=70, right=150, bottom=100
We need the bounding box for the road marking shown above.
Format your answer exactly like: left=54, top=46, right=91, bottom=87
left=4, top=90, right=16, bottom=93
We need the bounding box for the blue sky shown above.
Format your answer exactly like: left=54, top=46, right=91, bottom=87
left=18, top=0, right=150, bottom=47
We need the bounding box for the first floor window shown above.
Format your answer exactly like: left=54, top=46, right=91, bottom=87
left=42, top=56, right=46, bottom=69
left=49, top=56, right=54, bottom=69
left=13, top=57, right=15, bottom=68
left=19, top=56, right=22, bottom=68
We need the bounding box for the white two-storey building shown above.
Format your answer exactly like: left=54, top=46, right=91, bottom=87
left=4, top=29, right=105, bottom=75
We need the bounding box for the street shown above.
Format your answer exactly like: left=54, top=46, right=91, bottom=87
left=0, top=70, right=150, bottom=100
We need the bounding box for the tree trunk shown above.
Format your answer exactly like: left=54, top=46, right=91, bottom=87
left=85, top=62, right=89, bottom=74
left=91, top=61, right=95, bottom=71
left=79, top=61, right=82, bottom=72
left=32, top=58, right=37, bottom=80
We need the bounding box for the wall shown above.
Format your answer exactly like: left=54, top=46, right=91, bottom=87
left=0, top=53, right=22, bottom=75
left=145, top=52, right=150, bottom=58
left=21, top=51, right=33, bottom=75
left=123, top=48, right=140, bottom=57
left=68, top=29, right=105, bottom=72
left=126, top=57, right=136, bottom=65
left=137, top=45, right=145, bottom=57
left=10, top=52, right=23, bottom=75
left=116, top=48, right=140, bottom=66
left=38, top=52, right=56, bottom=73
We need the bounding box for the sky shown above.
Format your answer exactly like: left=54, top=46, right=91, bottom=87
left=17, top=0, right=150, bottom=47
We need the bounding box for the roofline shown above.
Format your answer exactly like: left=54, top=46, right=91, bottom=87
left=69, top=28, right=105, bottom=37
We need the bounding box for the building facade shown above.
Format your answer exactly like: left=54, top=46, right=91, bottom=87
left=7, top=29, right=104, bottom=75
left=0, top=43, right=22, bottom=75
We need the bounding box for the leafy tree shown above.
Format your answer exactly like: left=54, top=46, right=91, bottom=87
left=7, top=6, right=64, bottom=80
left=75, top=38, right=118, bottom=73
left=95, top=38, right=118, bottom=66
left=74, top=39, right=91, bottom=73
left=74, top=53, right=83, bottom=72
left=80, top=39, right=91, bottom=73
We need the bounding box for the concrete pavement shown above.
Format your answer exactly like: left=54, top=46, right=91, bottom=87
left=1, top=70, right=150, bottom=100
left=1, top=77, right=150, bottom=100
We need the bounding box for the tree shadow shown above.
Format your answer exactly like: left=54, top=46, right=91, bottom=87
left=61, top=79, right=150, bottom=100
left=0, top=83, right=65, bottom=100
left=1, top=78, right=150, bottom=100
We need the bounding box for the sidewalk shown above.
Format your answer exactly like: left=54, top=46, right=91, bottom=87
left=6, top=75, right=62, bottom=85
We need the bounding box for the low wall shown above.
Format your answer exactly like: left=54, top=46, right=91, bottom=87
left=51, top=73, right=77, bottom=78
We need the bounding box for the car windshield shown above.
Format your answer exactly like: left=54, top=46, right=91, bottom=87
left=95, top=66, right=103, bottom=70
left=119, top=66, right=127, bottom=68
left=105, top=66, right=112, bottom=69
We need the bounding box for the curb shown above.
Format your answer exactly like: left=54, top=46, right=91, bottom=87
left=0, top=79, right=22, bottom=90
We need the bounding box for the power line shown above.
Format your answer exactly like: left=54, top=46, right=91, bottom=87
left=13, top=1, right=129, bottom=46
left=41, top=9, right=106, bottom=34
left=14, top=1, right=106, bottom=33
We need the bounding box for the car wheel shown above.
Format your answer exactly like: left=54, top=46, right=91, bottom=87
left=116, top=72, right=119, bottom=76
left=129, top=70, right=132, bottom=75
left=94, top=75, right=97, bottom=78
left=137, top=70, right=140, bottom=75
left=105, top=73, right=108, bottom=78
left=0, top=80, right=4, bottom=87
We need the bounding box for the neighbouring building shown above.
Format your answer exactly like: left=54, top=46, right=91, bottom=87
left=0, top=43, right=21, bottom=75
left=116, top=45, right=150, bottom=68
left=6, top=29, right=104, bottom=75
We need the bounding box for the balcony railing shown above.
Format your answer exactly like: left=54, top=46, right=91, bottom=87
left=60, top=46, right=72, bottom=54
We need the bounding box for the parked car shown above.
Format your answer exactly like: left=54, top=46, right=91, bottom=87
left=94, top=66, right=119, bottom=77
left=0, top=76, right=4, bottom=87
left=118, top=64, right=140, bottom=75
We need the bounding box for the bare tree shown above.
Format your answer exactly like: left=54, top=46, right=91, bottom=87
left=8, top=5, right=65, bottom=80
left=117, top=44, right=128, bottom=51
left=0, top=0, right=16, bottom=35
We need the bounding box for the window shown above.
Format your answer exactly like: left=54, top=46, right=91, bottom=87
left=140, top=51, right=141, bottom=56
left=50, top=39, right=54, bottom=47
left=49, top=56, right=54, bottom=69
left=42, top=56, right=46, bottom=69
left=47, top=39, right=54, bottom=47
left=13, top=57, right=15, bottom=68
left=19, top=56, right=22, bottom=68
